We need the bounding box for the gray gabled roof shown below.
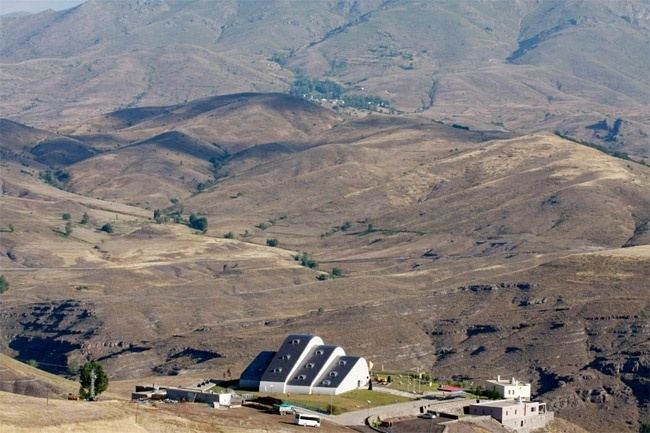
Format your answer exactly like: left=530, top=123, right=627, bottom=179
left=260, top=334, right=317, bottom=384
left=314, top=356, right=363, bottom=388
left=286, top=345, right=339, bottom=387
left=240, top=350, right=276, bottom=383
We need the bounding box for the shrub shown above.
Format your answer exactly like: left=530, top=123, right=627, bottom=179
left=79, top=212, right=89, bottom=224
left=0, top=275, right=8, bottom=294
left=153, top=209, right=165, bottom=224
left=188, top=213, right=208, bottom=232
left=255, top=222, right=269, bottom=230
left=326, top=404, right=343, bottom=415
left=224, top=232, right=235, bottom=239
left=62, top=213, right=71, bottom=220
left=295, top=252, right=318, bottom=269
left=340, top=221, right=351, bottom=231
left=64, top=222, right=73, bottom=236
left=331, top=267, right=344, bottom=278
left=266, top=238, right=278, bottom=247
left=99, top=223, right=113, bottom=233
left=316, top=273, right=328, bottom=281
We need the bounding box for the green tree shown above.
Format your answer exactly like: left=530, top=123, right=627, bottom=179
left=79, top=361, right=109, bottom=399
left=188, top=213, right=208, bottom=232
left=100, top=223, right=113, bottom=233
left=266, top=238, right=278, bottom=247
left=80, top=212, right=90, bottom=224
left=153, top=209, right=165, bottom=224
left=64, top=221, right=73, bottom=236
left=0, top=275, right=8, bottom=294
left=62, top=213, right=71, bottom=220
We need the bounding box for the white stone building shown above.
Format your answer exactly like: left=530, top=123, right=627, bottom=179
left=240, top=334, right=370, bottom=395
left=486, top=376, right=531, bottom=400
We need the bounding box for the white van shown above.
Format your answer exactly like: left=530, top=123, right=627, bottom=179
left=294, top=413, right=321, bottom=427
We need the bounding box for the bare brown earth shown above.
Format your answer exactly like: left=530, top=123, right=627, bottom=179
left=0, top=95, right=648, bottom=433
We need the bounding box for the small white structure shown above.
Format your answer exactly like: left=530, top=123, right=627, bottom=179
left=241, top=334, right=370, bottom=395
left=486, top=376, right=531, bottom=400
left=469, top=399, right=553, bottom=433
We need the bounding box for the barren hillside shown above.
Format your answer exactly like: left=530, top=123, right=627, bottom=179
left=0, top=94, right=648, bottom=432
left=1, top=0, right=648, bottom=160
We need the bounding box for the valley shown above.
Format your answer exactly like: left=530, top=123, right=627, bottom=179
left=0, top=93, right=648, bottom=433
left=0, top=1, right=649, bottom=432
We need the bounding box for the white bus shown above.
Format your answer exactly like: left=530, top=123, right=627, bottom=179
left=294, top=413, right=321, bottom=427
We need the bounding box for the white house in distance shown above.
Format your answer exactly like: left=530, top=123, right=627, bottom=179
left=239, top=334, right=370, bottom=395
left=469, top=399, right=553, bottom=433
left=486, top=376, right=531, bottom=400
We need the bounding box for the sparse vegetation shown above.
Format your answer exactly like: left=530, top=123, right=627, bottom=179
left=555, top=132, right=647, bottom=165
left=294, top=251, right=318, bottom=269
left=99, top=223, right=114, bottom=233
left=467, top=386, right=501, bottom=399
left=0, top=275, right=8, bottom=294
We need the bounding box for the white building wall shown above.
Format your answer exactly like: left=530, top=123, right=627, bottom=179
left=311, top=357, right=370, bottom=395
left=486, top=379, right=531, bottom=400
left=334, top=357, right=369, bottom=394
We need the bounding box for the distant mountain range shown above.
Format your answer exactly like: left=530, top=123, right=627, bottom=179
left=1, top=0, right=648, bottom=160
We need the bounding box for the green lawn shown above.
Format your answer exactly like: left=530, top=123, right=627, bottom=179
left=374, top=371, right=440, bottom=393
left=261, top=389, right=412, bottom=414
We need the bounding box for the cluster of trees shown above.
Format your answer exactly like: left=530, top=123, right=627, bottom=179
left=152, top=209, right=208, bottom=232
left=39, top=169, right=70, bottom=189
left=289, top=76, right=392, bottom=110
left=290, top=76, right=343, bottom=99
left=294, top=251, right=317, bottom=269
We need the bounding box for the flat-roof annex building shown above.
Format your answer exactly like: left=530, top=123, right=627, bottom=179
left=239, top=334, right=370, bottom=395
left=486, top=376, right=531, bottom=400
left=469, top=399, right=553, bottom=432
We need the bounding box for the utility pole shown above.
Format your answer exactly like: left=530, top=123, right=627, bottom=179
left=90, top=369, right=97, bottom=400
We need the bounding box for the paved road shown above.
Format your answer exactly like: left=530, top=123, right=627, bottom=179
left=329, top=398, right=467, bottom=426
